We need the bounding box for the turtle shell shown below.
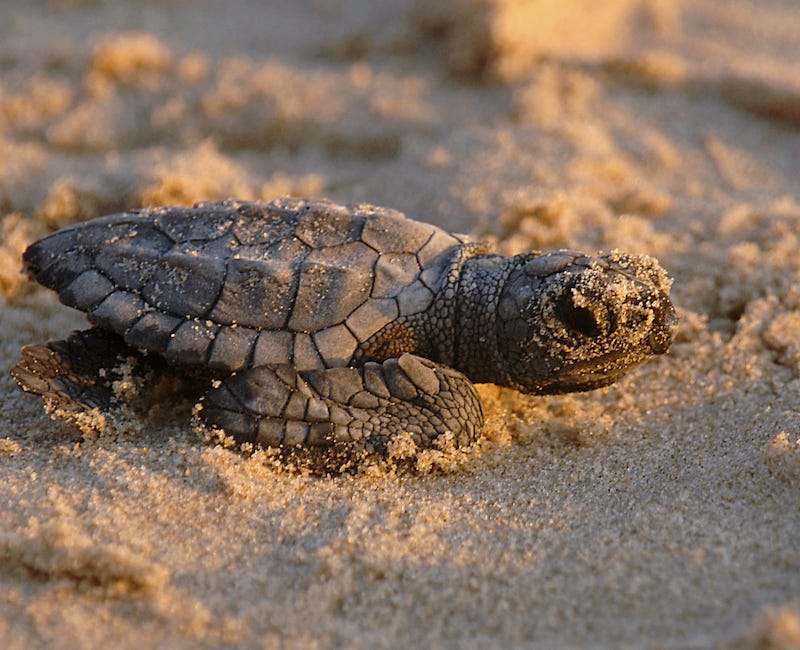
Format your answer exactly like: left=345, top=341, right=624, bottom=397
left=23, top=198, right=466, bottom=372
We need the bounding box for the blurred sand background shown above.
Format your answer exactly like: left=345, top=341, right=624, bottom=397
left=1, top=0, right=799, bottom=647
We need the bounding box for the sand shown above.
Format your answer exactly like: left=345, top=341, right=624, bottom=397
left=1, top=0, right=799, bottom=648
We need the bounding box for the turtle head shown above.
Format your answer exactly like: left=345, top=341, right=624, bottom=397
left=495, top=250, right=676, bottom=394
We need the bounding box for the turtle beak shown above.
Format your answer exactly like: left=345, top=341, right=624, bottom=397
left=647, top=298, right=677, bottom=355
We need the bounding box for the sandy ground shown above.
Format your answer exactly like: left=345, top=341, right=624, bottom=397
left=1, top=0, right=799, bottom=647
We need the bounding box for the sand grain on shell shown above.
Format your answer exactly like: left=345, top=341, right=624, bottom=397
left=1, top=0, right=800, bottom=648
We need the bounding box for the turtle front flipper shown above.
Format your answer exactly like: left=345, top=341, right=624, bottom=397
left=11, top=328, right=144, bottom=413
left=198, top=354, right=484, bottom=456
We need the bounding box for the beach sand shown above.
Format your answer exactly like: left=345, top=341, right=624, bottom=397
left=1, top=1, right=799, bottom=647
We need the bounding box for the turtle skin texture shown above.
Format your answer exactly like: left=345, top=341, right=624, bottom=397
left=11, top=197, right=677, bottom=456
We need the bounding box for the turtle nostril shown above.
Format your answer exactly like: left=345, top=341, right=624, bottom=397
left=555, top=297, right=601, bottom=338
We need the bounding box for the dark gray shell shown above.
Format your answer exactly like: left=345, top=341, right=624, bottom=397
left=24, top=198, right=469, bottom=372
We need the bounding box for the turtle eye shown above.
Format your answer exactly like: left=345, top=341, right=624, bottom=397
left=555, top=296, right=601, bottom=338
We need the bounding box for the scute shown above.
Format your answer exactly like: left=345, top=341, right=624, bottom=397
left=208, top=326, right=258, bottom=371
left=154, top=206, right=234, bottom=242
left=23, top=228, right=79, bottom=277
left=165, top=319, right=217, bottom=365
left=345, top=298, right=399, bottom=342
left=35, top=249, right=93, bottom=292
left=396, top=280, right=435, bottom=316
left=230, top=202, right=301, bottom=245
left=417, top=229, right=463, bottom=266
left=95, top=245, right=162, bottom=293
left=252, top=329, right=293, bottom=365
left=293, top=333, right=325, bottom=369
left=60, top=270, right=114, bottom=311
left=89, top=291, right=147, bottom=333
left=312, top=324, right=359, bottom=368
left=288, top=242, right=378, bottom=332
left=372, top=253, right=422, bottom=298
left=124, top=310, right=182, bottom=353
left=361, top=210, right=437, bottom=253
left=75, top=220, right=147, bottom=248
left=195, top=231, right=241, bottom=258
left=295, top=201, right=365, bottom=248
left=143, top=250, right=226, bottom=317
left=207, top=255, right=303, bottom=329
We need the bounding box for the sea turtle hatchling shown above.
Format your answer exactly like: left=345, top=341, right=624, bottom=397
left=12, top=197, right=676, bottom=456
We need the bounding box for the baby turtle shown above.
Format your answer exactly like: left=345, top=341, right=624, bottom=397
left=12, top=197, right=676, bottom=456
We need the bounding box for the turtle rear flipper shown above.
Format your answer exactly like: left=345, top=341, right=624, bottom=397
left=198, top=353, right=484, bottom=457
left=11, top=328, right=147, bottom=423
